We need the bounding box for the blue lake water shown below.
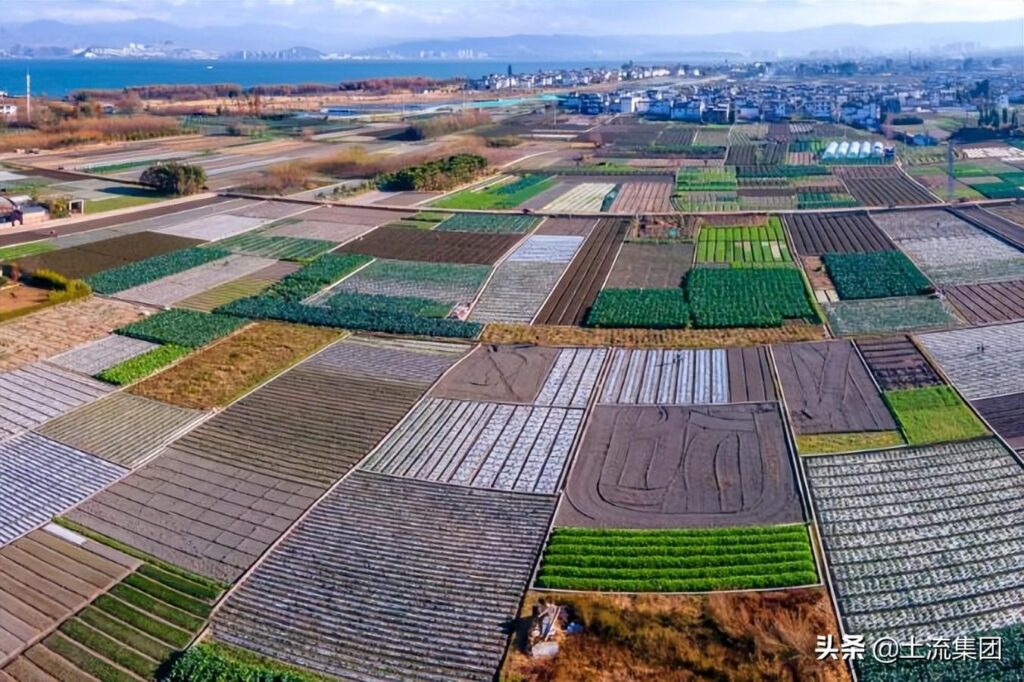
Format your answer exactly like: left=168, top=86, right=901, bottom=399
left=0, top=59, right=615, bottom=97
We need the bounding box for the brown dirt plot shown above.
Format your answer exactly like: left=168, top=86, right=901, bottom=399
left=944, top=279, right=1024, bottom=325
left=481, top=323, right=826, bottom=349
left=604, top=242, right=693, bottom=289
left=432, top=343, right=559, bottom=403
left=129, top=322, right=342, bottom=409
left=502, top=590, right=850, bottom=682
left=336, top=225, right=522, bottom=265
left=784, top=213, right=895, bottom=256
left=773, top=340, right=897, bottom=435
left=972, top=392, right=1024, bottom=449
left=855, top=336, right=941, bottom=390
left=14, top=232, right=204, bottom=279
left=557, top=403, right=803, bottom=528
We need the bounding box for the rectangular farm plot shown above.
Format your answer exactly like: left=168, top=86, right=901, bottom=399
left=609, top=182, right=674, bottom=212
left=362, top=399, right=584, bottom=494
left=824, top=297, right=961, bottom=337
left=12, top=232, right=203, bottom=280
left=155, top=214, right=264, bottom=241
left=174, top=261, right=301, bottom=312
left=66, top=446, right=320, bottom=582
left=973, top=393, right=1024, bottom=449
left=773, top=340, right=897, bottom=435
left=0, top=433, right=126, bottom=546
left=883, top=386, right=989, bottom=446
left=505, top=235, right=584, bottom=263
left=112, top=254, right=277, bottom=307
left=36, top=393, right=205, bottom=469
left=944, top=279, right=1024, bottom=324
left=543, top=182, right=616, bottom=212
left=209, top=233, right=335, bottom=261
left=336, top=225, right=522, bottom=265
left=856, top=337, right=941, bottom=390
left=45, top=334, right=158, bottom=376
left=467, top=261, right=566, bottom=323
left=435, top=213, right=540, bottom=233
left=433, top=344, right=560, bottom=403
left=0, top=363, right=112, bottom=442
left=822, top=251, right=932, bottom=300
left=918, top=323, right=1024, bottom=400
left=784, top=212, right=895, bottom=256
left=600, top=347, right=775, bottom=405
left=536, top=525, right=817, bottom=592
left=304, top=335, right=466, bottom=386
left=604, top=242, right=693, bottom=289
left=210, top=470, right=554, bottom=682
left=0, top=297, right=146, bottom=372
left=328, top=258, right=490, bottom=310
left=696, top=221, right=791, bottom=264
left=557, top=403, right=803, bottom=529
left=264, top=218, right=377, bottom=244
left=0, top=526, right=138, bottom=667
left=805, top=439, right=1024, bottom=641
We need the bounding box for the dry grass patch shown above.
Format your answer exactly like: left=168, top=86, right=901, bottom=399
left=129, top=321, right=341, bottom=409
left=796, top=431, right=904, bottom=455
left=482, top=323, right=825, bottom=349
left=501, top=590, right=850, bottom=682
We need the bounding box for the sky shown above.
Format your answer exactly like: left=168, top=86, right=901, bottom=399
left=8, top=0, right=1023, bottom=43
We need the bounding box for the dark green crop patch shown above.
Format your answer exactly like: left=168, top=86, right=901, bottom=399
left=585, top=288, right=690, bottom=329
left=823, top=250, right=932, bottom=300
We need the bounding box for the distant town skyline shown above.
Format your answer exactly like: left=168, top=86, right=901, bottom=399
left=9, top=0, right=1023, bottom=49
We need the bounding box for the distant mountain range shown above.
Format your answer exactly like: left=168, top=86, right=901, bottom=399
left=0, top=18, right=1020, bottom=60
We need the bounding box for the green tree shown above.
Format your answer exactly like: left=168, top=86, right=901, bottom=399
left=140, top=162, right=207, bottom=195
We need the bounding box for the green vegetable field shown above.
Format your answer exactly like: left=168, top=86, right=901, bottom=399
left=85, top=247, right=231, bottom=294
left=537, top=526, right=818, bottom=592
left=823, top=250, right=932, bottom=299
left=117, top=309, right=248, bottom=347
left=263, top=253, right=373, bottom=300
left=696, top=218, right=791, bottom=264
left=883, top=386, right=989, bottom=445
left=96, top=344, right=191, bottom=385
left=432, top=174, right=555, bottom=209
left=585, top=288, right=689, bottom=329
left=687, top=267, right=818, bottom=328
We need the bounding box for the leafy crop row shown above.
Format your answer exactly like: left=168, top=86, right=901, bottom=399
left=537, top=526, right=817, bottom=592
left=96, top=344, right=190, bottom=385
left=85, top=247, right=230, bottom=294
left=797, top=192, right=859, bottom=209
left=435, top=212, right=539, bottom=233
left=116, top=309, right=247, bottom=347
left=883, top=386, right=989, bottom=445
left=696, top=222, right=791, bottom=264
left=687, top=267, right=818, bottom=328
left=210, top=234, right=335, bottom=261
left=586, top=288, right=689, bottom=329
left=166, top=642, right=331, bottom=682
left=823, top=250, right=932, bottom=300
left=323, top=291, right=452, bottom=317
left=433, top=174, right=555, bottom=210
left=218, top=296, right=481, bottom=338
left=736, top=164, right=831, bottom=178
left=263, top=253, right=373, bottom=301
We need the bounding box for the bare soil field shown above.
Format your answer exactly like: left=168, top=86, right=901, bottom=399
left=784, top=213, right=895, bottom=255
left=535, top=218, right=628, bottom=325
left=972, top=392, right=1024, bottom=449
left=535, top=216, right=599, bottom=236
left=13, top=232, right=203, bottom=279
left=833, top=168, right=936, bottom=206
left=773, top=340, right=898, bottom=434
left=502, top=590, right=850, bottom=682
left=337, top=225, right=522, bottom=265
left=0, top=527, right=138, bottom=666
left=604, top=242, right=693, bottom=288
left=557, top=403, right=803, bottom=528
left=855, top=336, right=941, bottom=390
left=129, top=322, right=340, bottom=409
left=944, top=279, right=1024, bottom=325
left=432, top=344, right=559, bottom=403
left=211, top=470, right=554, bottom=681
left=481, top=322, right=826, bottom=348
left=0, top=296, right=147, bottom=372
left=610, top=182, right=674, bottom=212
left=0, top=285, right=49, bottom=315
left=950, top=206, right=1024, bottom=251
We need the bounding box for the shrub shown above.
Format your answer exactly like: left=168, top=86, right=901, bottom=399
left=95, top=344, right=190, bottom=385
left=586, top=289, right=690, bottom=329
left=116, top=309, right=247, bottom=347
left=139, top=161, right=207, bottom=195
left=823, top=250, right=932, bottom=299
left=375, top=153, right=487, bottom=191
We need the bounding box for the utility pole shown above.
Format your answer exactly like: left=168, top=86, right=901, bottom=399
left=25, top=70, right=30, bottom=124
left=946, top=140, right=955, bottom=203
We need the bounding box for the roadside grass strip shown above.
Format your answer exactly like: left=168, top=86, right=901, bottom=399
left=0, top=241, right=56, bottom=261
left=435, top=213, right=540, bottom=233
left=696, top=219, right=791, bottom=265
left=883, top=386, right=989, bottom=445
left=207, top=233, right=335, bottom=261
left=822, top=251, right=932, bottom=299
left=116, top=309, right=248, bottom=348
left=537, top=526, right=818, bottom=592
left=433, top=174, right=555, bottom=209
left=95, top=344, right=191, bottom=386
left=586, top=289, right=689, bottom=329
left=796, top=431, right=904, bottom=455
left=129, top=322, right=340, bottom=409
left=166, top=641, right=334, bottom=682
left=84, top=247, right=231, bottom=294
left=20, top=519, right=228, bottom=682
